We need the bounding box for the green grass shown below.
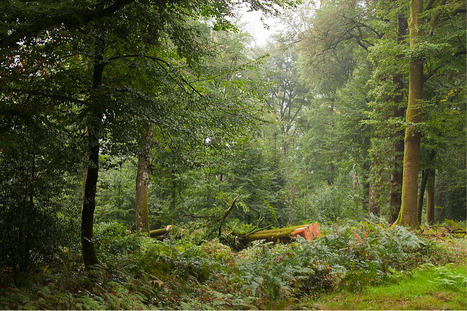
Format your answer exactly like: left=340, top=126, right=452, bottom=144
left=295, top=264, right=467, bottom=310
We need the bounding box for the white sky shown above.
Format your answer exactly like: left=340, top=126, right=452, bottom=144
left=236, top=1, right=316, bottom=47
left=236, top=7, right=283, bottom=47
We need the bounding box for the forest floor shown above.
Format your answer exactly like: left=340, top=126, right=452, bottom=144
left=292, top=263, right=467, bottom=310
left=1, top=222, right=465, bottom=310
left=291, top=235, right=467, bottom=310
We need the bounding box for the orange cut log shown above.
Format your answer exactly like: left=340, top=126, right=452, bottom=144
left=237, top=223, right=321, bottom=247
left=290, top=223, right=321, bottom=241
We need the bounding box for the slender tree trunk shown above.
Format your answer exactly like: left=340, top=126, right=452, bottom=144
left=82, top=125, right=100, bottom=269
left=389, top=15, right=408, bottom=223
left=426, top=169, right=435, bottom=224
left=81, top=168, right=87, bottom=211
left=395, top=0, right=424, bottom=229
left=81, top=37, right=105, bottom=269
left=417, top=169, right=428, bottom=224
left=81, top=127, right=89, bottom=211
left=135, top=126, right=153, bottom=232
left=135, top=157, right=150, bottom=232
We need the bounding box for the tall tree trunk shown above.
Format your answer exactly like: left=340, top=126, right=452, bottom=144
left=81, top=37, right=105, bottom=269
left=82, top=124, right=100, bottom=269
left=426, top=169, right=435, bottom=225
left=390, top=137, right=404, bottom=222
left=395, top=0, right=424, bottom=229
left=81, top=167, right=87, bottom=211
left=417, top=169, right=428, bottom=224
left=389, top=15, right=408, bottom=223
left=135, top=125, right=153, bottom=232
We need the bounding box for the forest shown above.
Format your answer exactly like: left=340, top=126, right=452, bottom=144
left=0, top=0, right=466, bottom=309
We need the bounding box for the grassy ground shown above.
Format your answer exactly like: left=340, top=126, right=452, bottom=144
left=295, top=263, right=467, bottom=310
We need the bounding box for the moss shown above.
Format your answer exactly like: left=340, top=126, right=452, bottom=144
left=246, top=224, right=309, bottom=242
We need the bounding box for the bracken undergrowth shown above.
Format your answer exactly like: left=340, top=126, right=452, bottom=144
left=0, top=219, right=462, bottom=310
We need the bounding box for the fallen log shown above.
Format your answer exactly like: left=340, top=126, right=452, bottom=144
left=290, top=222, right=321, bottom=241
left=420, top=224, right=466, bottom=238
left=236, top=223, right=321, bottom=245
left=150, top=225, right=172, bottom=240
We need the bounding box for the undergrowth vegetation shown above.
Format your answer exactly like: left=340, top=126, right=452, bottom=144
left=303, top=263, right=467, bottom=310
left=0, top=220, right=462, bottom=310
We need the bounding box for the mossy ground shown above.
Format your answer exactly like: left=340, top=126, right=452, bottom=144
left=293, top=263, right=467, bottom=310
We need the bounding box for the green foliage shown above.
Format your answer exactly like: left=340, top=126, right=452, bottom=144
left=422, top=263, right=467, bottom=291
left=300, top=262, right=467, bottom=310
left=3, top=220, right=455, bottom=309
left=0, top=126, right=80, bottom=277
left=96, top=161, right=136, bottom=226
left=0, top=1, right=465, bottom=309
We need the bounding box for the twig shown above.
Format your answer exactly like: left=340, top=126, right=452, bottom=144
left=217, top=194, right=240, bottom=238
left=206, top=194, right=239, bottom=238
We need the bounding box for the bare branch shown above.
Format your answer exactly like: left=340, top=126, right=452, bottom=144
left=106, top=54, right=203, bottom=96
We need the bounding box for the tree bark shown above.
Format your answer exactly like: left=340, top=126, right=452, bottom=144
left=239, top=223, right=321, bottom=245
left=426, top=169, right=435, bottom=225
left=417, top=169, right=428, bottom=224
left=135, top=125, right=153, bottom=232
left=81, top=164, right=88, bottom=211
left=395, top=0, right=424, bottom=229
left=82, top=125, right=100, bottom=269
left=150, top=225, right=172, bottom=239
left=81, top=36, right=105, bottom=269
left=389, top=15, right=408, bottom=223
left=390, top=137, right=404, bottom=222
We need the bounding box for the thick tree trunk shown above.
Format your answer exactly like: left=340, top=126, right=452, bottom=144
left=426, top=169, right=435, bottom=225
left=395, top=0, right=423, bottom=229
left=390, top=142, right=404, bottom=222
left=81, top=37, right=105, bottom=269
left=390, top=138, right=404, bottom=222
left=135, top=126, right=153, bottom=232
left=389, top=15, right=408, bottom=223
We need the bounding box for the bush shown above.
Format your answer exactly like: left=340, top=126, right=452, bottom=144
left=0, top=148, right=79, bottom=282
